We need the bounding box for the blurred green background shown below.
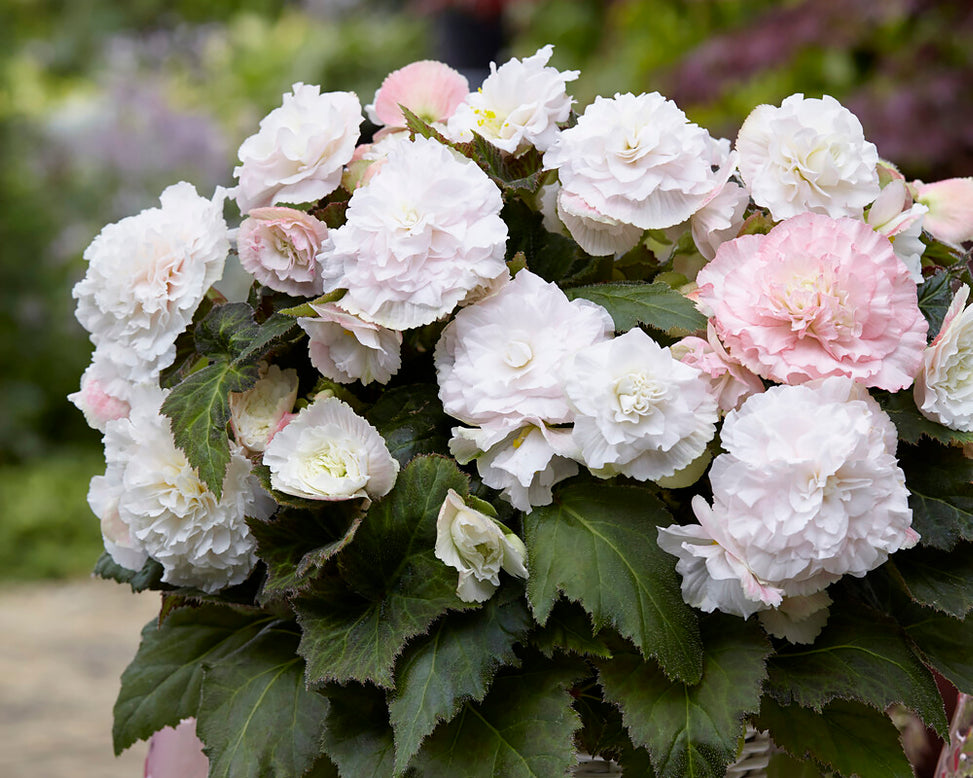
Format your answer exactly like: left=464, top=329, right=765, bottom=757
left=1, top=0, right=970, bottom=581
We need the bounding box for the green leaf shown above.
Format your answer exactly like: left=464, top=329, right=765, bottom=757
left=248, top=504, right=365, bottom=603
left=320, top=682, right=409, bottom=778
left=573, top=690, right=631, bottom=763
left=531, top=599, right=614, bottom=660
left=878, top=391, right=973, bottom=446
left=565, top=281, right=707, bottom=334
left=754, top=697, right=914, bottom=778
left=889, top=542, right=973, bottom=617
left=93, top=552, right=167, bottom=592
left=903, top=608, right=973, bottom=693
left=766, top=608, right=948, bottom=737
left=197, top=624, right=329, bottom=778
left=918, top=268, right=955, bottom=338
left=388, top=581, right=532, bottom=775
left=597, top=615, right=771, bottom=778
left=525, top=483, right=702, bottom=683
left=295, top=456, right=476, bottom=688
left=412, top=654, right=584, bottom=777
left=900, top=441, right=973, bottom=550
left=161, top=303, right=298, bottom=498
left=364, top=384, right=452, bottom=467
left=766, top=752, right=831, bottom=778
left=113, top=604, right=275, bottom=754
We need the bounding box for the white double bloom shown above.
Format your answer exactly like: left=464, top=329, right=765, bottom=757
left=915, top=284, right=973, bottom=431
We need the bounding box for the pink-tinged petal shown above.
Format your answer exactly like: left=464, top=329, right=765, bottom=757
left=367, top=60, right=469, bottom=128
left=916, top=177, right=973, bottom=245
left=144, top=719, right=208, bottom=778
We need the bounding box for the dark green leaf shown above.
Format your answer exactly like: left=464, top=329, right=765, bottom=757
left=248, top=504, right=365, bottom=603
left=389, top=581, right=532, bottom=775
left=364, top=384, right=452, bottom=467
left=765, top=751, right=831, bottom=778
left=113, top=604, right=275, bottom=754
left=900, top=441, right=973, bottom=550
left=754, top=698, right=913, bottom=778
left=565, top=281, right=707, bottom=334
left=903, top=608, right=973, bottom=693
left=917, top=268, right=955, bottom=338
left=161, top=359, right=258, bottom=499
left=597, top=615, right=771, bottom=778
left=468, top=133, right=546, bottom=194
left=889, top=542, right=973, bottom=617
left=161, top=303, right=298, bottom=498
left=531, top=599, right=614, bottom=660
left=295, top=456, right=476, bottom=688
left=525, top=483, right=702, bottom=683
left=93, top=552, right=167, bottom=592
left=320, top=682, right=410, bottom=778
left=766, top=609, right=948, bottom=737
left=197, top=625, right=328, bottom=778
left=878, top=390, right=973, bottom=446
left=573, top=691, right=631, bottom=763
left=412, top=654, right=584, bottom=777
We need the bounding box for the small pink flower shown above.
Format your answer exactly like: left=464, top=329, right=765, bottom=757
left=237, top=206, right=328, bottom=296
left=670, top=324, right=764, bottom=412
left=915, top=177, right=973, bottom=246
left=144, top=719, right=208, bottom=778
left=366, top=60, right=469, bottom=129
left=697, top=213, right=928, bottom=390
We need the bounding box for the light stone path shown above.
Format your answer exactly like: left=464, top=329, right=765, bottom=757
left=0, top=577, right=160, bottom=778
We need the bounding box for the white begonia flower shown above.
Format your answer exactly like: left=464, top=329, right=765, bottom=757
left=233, top=83, right=363, bottom=214
left=658, top=378, right=918, bottom=619
left=555, top=188, right=644, bottom=257
left=95, top=385, right=275, bottom=592
left=298, top=302, right=402, bottom=386
left=689, top=180, right=751, bottom=262
left=866, top=179, right=927, bottom=284
left=562, top=328, right=719, bottom=481
left=435, top=269, right=614, bottom=429
left=72, top=182, right=228, bottom=382
left=735, top=93, right=880, bottom=221
left=318, top=136, right=508, bottom=330
left=263, top=395, right=398, bottom=501
left=435, top=489, right=528, bottom=602
left=447, top=44, right=578, bottom=155
left=914, top=284, right=973, bottom=431
left=757, top=591, right=832, bottom=645
left=450, top=422, right=580, bottom=513
left=543, top=91, right=733, bottom=232
left=229, top=363, right=299, bottom=453
left=236, top=206, right=329, bottom=296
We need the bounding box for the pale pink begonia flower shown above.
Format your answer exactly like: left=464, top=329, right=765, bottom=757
left=319, top=136, right=508, bottom=330
left=435, top=489, right=527, bottom=602
left=735, top=93, right=880, bottom=221
left=562, top=328, right=719, bottom=482
left=670, top=324, right=764, bottom=413
left=658, top=378, right=917, bottom=619
left=365, top=60, right=469, bottom=129
left=263, top=395, right=398, bottom=501
left=236, top=206, right=329, bottom=296
left=866, top=179, right=927, bottom=284
left=447, top=44, right=578, bottom=155
left=233, top=83, right=362, bottom=213
left=144, top=719, right=209, bottom=778
left=435, top=269, right=614, bottom=429
left=229, top=363, right=299, bottom=453
left=914, top=177, right=973, bottom=246
left=696, top=212, right=928, bottom=390
left=544, top=92, right=734, bottom=236
left=298, top=302, right=402, bottom=385
left=914, top=284, right=973, bottom=432
left=449, top=421, right=580, bottom=513
left=68, top=353, right=141, bottom=432
left=95, top=386, right=275, bottom=592
left=73, top=182, right=228, bottom=382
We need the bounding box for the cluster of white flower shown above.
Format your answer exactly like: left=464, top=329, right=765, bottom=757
left=69, top=44, right=972, bottom=630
